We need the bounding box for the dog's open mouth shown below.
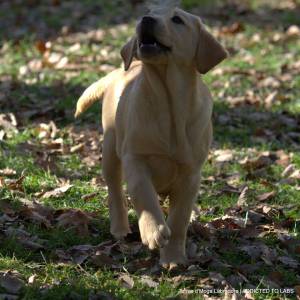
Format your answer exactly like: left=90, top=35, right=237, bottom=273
left=138, top=32, right=171, bottom=54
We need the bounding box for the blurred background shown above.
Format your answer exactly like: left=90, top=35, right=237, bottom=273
left=0, top=0, right=299, bottom=124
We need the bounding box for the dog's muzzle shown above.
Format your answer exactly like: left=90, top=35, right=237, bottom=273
left=137, top=16, right=171, bottom=56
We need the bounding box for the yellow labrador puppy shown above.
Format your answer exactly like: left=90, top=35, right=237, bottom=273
left=75, top=5, right=227, bottom=266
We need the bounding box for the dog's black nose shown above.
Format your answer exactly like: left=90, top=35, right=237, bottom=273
left=142, top=16, right=156, bottom=26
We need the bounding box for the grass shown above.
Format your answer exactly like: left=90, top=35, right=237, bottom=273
left=0, top=0, right=300, bottom=299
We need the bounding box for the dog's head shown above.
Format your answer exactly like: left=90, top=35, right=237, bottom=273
left=121, top=7, right=227, bottom=74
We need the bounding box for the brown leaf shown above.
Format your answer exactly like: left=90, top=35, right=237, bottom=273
left=0, top=176, right=5, bottom=188
left=221, top=22, right=244, bottom=34
left=36, top=121, right=58, bottom=140
left=0, top=271, right=24, bottom=294
left=239, top=225, right=262, bottom=238
left=268, top=271, right=284, bottom=286
left=209, top=272, right=226, bottom=285
left=286, top=25, right=300, bottom=38
left=264, top=91, right=278, bottom=109
left=0, top=200, right=16, bottom=215
left=5, top=174, right=26, bottom=192
left=56, top=209, right=93, bottom=235
left=241, top=155, right=273, bottom=172
left=0, top=113, right=18, bottom=135
left=214, top=149, right=234, bottom=163
left=81, top=192, right=98, bottom=201
left=278, top=256, right=299, bottom=269
left=282, top=164, right=295, bottom=177
left=28, top=274, right=37, bottom=284
left=41, top=138, right=64, bottom=151
left=275, top=150, right=290, bottom=167
left=118, top=274, right=134, bottom=289
left=35, top=40, right=47, bottom=54
left=247, top=210, right=266, bottom=224
left=127, top=257, right=155, bottom=271
left=0, top=168, right=16, bottom=176
left=41, top=184, right=73, bottom=199
left=18, top=238, right=45, bottom=251
left=217, top=184, right=240, bottom=196
left=140, top=276, right=158, bottom=288
left=189, top=222, right=212, bottom=240
left=90, top=252, right=115, bottom=268
left=20, top=206, right=52, bottom=228
left=212, top=215, right=246, bottom=229
left=209, top=258, right=232, bottom=271
left=289, top=169, right=300, bottom=180
left=70, top=143, right=85, bottom=153
left=237, top=186, right=249, bottom=207
left=118, top=242, right=142, bottom=256
left=256, top=191, right=276, bottom=202
left=238, top=262, right=264, bottom=276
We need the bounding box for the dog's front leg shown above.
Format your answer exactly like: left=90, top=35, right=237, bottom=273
left=160, top=172, right=200, bottom=267
left=123, top=154, right=171, bottom=250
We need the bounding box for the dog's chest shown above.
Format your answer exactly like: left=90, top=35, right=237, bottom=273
left=116, top=70, right=211, bottom=166
left=123, top=87, right=175, bottom=155
left=146, top=155, right=179, bottom=193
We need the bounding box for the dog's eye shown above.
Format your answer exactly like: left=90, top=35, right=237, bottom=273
left=171, top=16, right=184, bottom=25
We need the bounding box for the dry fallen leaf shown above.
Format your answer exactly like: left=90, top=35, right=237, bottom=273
left=81, top=192, right=98, bottom=201
left=256, top=191, right=276, bottom=202
left=56, top=209, right=93, bottom=235
left=28, top=274, right=37, bottom=284
left=237, top=186, right=249, bottom=207
left=0, top=113, right=18, bottom=136
left=294, top=285, right=300, bottom=299
left=281, top=164, right=295, bottom=177
left=0, top=168, right=16, bottom=176
left=277, top=256, right=299, bottom=269
left=286, top=25, right=300, bottom=38
left=20, top=206, right=52, bottom=228
left=221, top=22, right=244, bottom=34
left=214, top=149, right=234, bottom=163
left=241, top=154, right=273, bottom=172
left=0, top=271, right=24, bottom=294
left=140, top=275, right=159, bottom=288
left=4, top=173, right=26, bottom=192
left=264, top=91, right=278, bottom=109
left=118, top=274, right=134, bottom=289
left=90, top=252, right=116, bottom=268
left=41, top=184, right=73, bottom=199
left=70, top=143, right=85, bottom=153
left=36, top=121, right=58, bottom=140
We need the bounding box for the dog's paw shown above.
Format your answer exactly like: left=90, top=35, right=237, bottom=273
left=159, top=243, right=187, bottom=269
left=139, top=214, right=171, bottom=250
left=110, top=222, right=131, bottom=240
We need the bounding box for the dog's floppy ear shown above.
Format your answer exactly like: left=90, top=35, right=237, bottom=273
left=195, top=21, right=228, bottom=74
left=121, top=37, right=137, bottom=71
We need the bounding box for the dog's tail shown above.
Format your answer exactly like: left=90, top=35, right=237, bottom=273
left=74, top=73, right=113, bottom=118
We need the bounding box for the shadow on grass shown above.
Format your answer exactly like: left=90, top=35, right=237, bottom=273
left=0, top=0, right=299, bottom=43
left=213, top=101, right=300, bottom=152
left=1, top=77, right=299, bottom=153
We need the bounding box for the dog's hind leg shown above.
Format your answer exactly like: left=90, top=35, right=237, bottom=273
left=102, top=129, right=131, bottom=239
